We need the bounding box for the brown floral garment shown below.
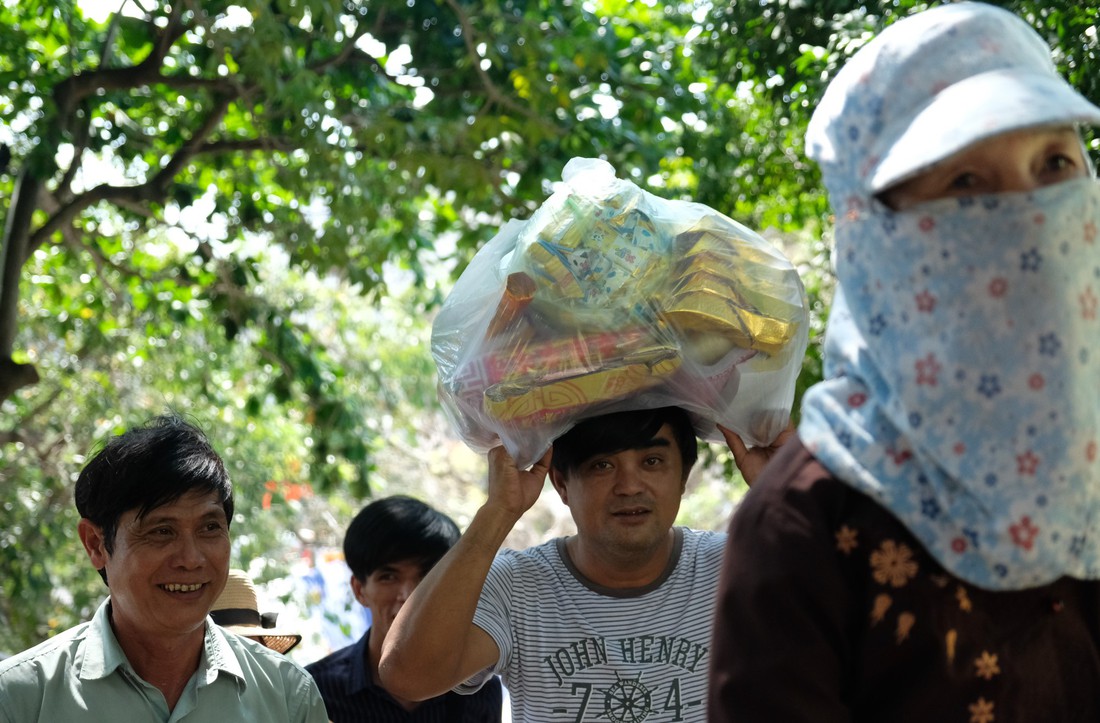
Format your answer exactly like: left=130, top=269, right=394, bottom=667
left=708, top=437, right=1100, bottom=723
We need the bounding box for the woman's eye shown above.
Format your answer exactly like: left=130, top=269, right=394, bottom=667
left=948, top=172, right=980, bottom=190
left=1044, top=153, right=1075, bottom=173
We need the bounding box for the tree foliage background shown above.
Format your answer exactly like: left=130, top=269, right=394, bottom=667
left=1, top=0, right=1096, bottom=652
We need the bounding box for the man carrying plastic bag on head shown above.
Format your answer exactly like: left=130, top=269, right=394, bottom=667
left=378, top=159, right=808, bottom=722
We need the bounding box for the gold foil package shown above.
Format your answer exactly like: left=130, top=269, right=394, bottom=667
left=432, top=158, right=809, bottom=468
left=484, top=345, right=681, bottom=427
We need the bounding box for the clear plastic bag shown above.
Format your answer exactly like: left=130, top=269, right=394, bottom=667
left=432, top=158, right=809, bottom=468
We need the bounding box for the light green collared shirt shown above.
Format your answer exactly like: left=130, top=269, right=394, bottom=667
left=0, top=598, right=328, bottom=723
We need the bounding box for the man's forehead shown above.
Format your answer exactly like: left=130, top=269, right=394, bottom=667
left=129, top=492, right=227, bottom=525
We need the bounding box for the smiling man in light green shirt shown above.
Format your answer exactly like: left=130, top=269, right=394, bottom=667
left=0, top=415, right=327, bottom=723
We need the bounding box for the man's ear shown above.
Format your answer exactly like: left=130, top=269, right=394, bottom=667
left=549, top=467, right=569, bottom=504
left=350, top=573, right=370, bottom=608
left=78, top=518, right=109, bottom=570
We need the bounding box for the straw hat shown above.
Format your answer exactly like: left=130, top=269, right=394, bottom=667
left=210, top=569, right=302, bottom=654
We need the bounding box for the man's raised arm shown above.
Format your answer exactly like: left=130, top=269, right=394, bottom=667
left=378, top=445, right=552, bottom=700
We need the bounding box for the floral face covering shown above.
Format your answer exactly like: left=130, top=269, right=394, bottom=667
left=800, top=177, right=1100, bottom=589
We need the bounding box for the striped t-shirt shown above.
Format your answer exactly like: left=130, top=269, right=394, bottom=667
left=459, top=527, right=726, bottom=722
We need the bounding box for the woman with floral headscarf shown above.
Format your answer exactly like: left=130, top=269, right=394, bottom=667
left=708, top=3, right=1100, bottom=721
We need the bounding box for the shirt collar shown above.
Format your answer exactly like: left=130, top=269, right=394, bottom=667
left=74, top=597, right=246, bottom=688
left=201, top=617, right=246, bottom=687
left=76, top=598, right=126, bottom=681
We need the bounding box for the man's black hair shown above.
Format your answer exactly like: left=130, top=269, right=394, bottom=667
left=343, top=495, right=460, bottom=581
left=550, top=406, right=699, bottom=480
left=74, top=414, right=233, bottom=582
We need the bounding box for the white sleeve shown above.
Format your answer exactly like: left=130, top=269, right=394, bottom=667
left=454, top=550, right=516, bottom=693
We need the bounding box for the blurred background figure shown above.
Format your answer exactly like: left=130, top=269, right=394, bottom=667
left=307, top=495, right=502, bottom=722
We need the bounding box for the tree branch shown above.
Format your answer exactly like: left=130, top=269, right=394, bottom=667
left=0, top=171, right=42, bottom=357
left=150, top=95, right=233, bottom=187
left=0, top=358, right=40, bottom=401
left=201, top=137, right=296, bottom=154
left=62, top=231, right=125, bottom=301
left=53, top=2, right=191, bottom=116
left=148, top=74, right=243, bottom=93
left=0, top=385, right=62, bottom=447
left=28, top=95, right=234, bottom=256
left=309, top=27, right=372, bottom=74
left=442, top=0, right=556, bottom=131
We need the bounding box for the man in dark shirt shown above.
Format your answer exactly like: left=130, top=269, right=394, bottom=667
left=306, top=496, right=502, bottom=722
